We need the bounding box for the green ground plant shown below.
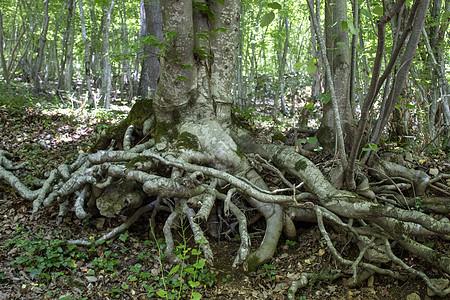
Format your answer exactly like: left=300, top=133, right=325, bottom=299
left=150, top=217, right=216, bottom=300
left=3, top=226, right=88, bottom=281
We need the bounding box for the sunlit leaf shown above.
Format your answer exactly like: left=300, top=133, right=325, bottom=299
left=193, top=259, right=206, bottom=269
left=95, top=0, right=108, bottom=6
left=348, top=23, right=359, bottom=35
left=168, top=265, right=180, bottom=275
left=267, top=2, right=282, bottom=9
left=156, top=290, right=167, bottom=297
left=362, top=143, right=377, bottom=152
left=360, top=8, right=372, bottom=19
left=294, top=62, right=302, bottom=71
left=192, top=292, right=202, bottom=300
left=306, top=58, right=317, bottom=74
left=341, top=21, right=348, bottom=31
left=373, top=6, right=383, bottom=16
left=189, top=280, right=201, bottom=288
left=260, top=12, right=275, bottom=27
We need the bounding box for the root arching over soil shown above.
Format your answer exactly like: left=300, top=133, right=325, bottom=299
left=1, top=101, right=450, bottom=298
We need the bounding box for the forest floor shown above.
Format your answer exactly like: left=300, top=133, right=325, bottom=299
left=0, top=98, right=447, bottom=299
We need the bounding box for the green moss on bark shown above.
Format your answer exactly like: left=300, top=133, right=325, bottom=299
left=174, top=132, right=200, bottom=151
left=151, top=121, right=179, bottom=143
left=92, top=99, right=154, bottom=151
left=294, top=159, right=307, bottom=171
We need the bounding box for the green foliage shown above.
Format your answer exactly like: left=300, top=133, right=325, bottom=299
left=260, top=263, right=277, bottom=280
left=260, top=12, right=276, bottom=27
left=414, top=196, right=424, bottom=213
left=4, top=230, right=88, bottom=281
left=193, top=1, right=216, bottom=22
left=362, top=143, right=377, bottom=152
left=306, top=58, right=318, bottom=74
left=149, top=217, right=216, bottom=299
left=285, top=239, right=297, bottom=246
left=307, top=270, right=334, bottom=287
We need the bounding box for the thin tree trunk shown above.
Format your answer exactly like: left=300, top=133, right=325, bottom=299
left=138, top=0, right=163, bottom=99
left=79, top=0, right=95, bottom=107
left=349, top=0, right=359, bottom=114
left=58, top=0, right=75, bottom=90
left=369, top=0, right=431, bottom=147
left=32, top=0, right=50, bottom=93
left=100, top=0, right=115, bottom=109
left=64, top=17, right=75, bottom=92
left=307, top=0, right=348, bottom=169
left=274, top=11, right=289, bottom=117
left=120, top=5, right=133, bottom=102
left=0, top=9, right=9, bottom=83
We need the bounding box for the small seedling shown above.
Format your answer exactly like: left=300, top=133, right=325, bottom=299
left=285, top=240, right=297, bottom=247
left=260, top=263, right=277, bottom=280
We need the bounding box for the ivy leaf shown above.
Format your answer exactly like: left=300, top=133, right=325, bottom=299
left=317, top=93, right=331, bottom=104
left=341, top=21, right=348, bottom=31
left=307, top=137, right=318, bottom=144
left=192, top=292, right=202, bottom=300
left=156, top=290, right=167, bottom=297
left=191, top=248, right=201, bottom=255
left=189, top=281, right=201, bottom=288
left=267, top=2, right=282, bottom=9
left=260, top=12, right=275, bottom=27
left=306, top=58, right=317, bottom=74
left=119, top=232, right=128, bottom=243
left=293, top=62, right=302, bottom=71
left=193, top=259, right=206, bottom=269
left=215, top=0, right=224, bottom=4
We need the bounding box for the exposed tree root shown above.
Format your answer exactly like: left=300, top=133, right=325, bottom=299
left=1, top=115, right=449, bottom=297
